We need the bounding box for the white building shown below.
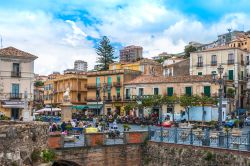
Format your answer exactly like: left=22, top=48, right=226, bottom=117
left=0, top=47, right=37, bottom=120
left=74, top=60, right=87, bottom=72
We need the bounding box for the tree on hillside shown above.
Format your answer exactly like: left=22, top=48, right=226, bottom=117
left=184, top=45, right=197, bottom=58
left=96, top=36, right=116, bottom=70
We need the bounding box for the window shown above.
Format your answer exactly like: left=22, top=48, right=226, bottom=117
left=241, top=71, right=244, bottom=80
left=116, top=88, right=120, bottom=97
left=96, top=90, right=100, bottom=99
left=198, top=72, right=202, bottom=76
left=154, top=88, right=159, bottom=95
left=185, top=87, right=192, bottom=96
left=228, top=70, right=234, bottom=80
left=247, top=56, right=249, bottom=65
left=138, top=88, right=144, bottom=96
left=211, top=55, right=217, bottom=65
left=204, top=86, right=211, bottom=97
left=167, top=87, right=173, bottom=96
left=107, top=89, right=111, bottom=99
left=197, top=56, right=203, bottom=67
left=12, top=63, right=20, bottom=77
left=11, top=84, right=20, bottom=98
left=211, top=71, right=216, bottom=75
left=228, top=53, right=234, bottom=64
left=140, top=65, right=144, bottom=73
left=77, top=93, right=81, bottom=102
left=125, top=89, right=130, bottom=99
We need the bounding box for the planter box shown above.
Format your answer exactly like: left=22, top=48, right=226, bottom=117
left=48, top=132, right=63, bottom=149
left=124, top=131, right=148, bottom=144
left=84, top=133, right=104, bottom=146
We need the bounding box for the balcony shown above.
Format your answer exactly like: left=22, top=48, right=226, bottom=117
left=87, top=84, right=97, bottom=89
left=113, top=82, right=121, bottom=87
left=105, top=96, right=112, bottom=102
left=11, top=71, right=21, bottom=77
left=228, top=59, right=234, bottom=65
left=113, top=95, right=122, bottom=101
left=211, top=61, right=217, bottom=66
left=124, top=96, right=131, bottom=101
left=87, top=98, right=101, bottom=102
left=9, top=93, right=22, bottom=99
left=196, top=62, right=203, bottom=67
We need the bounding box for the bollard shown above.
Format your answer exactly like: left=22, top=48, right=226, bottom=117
left=190, top=128, right=193, bottom=145
left=218, top=131, right=225, bottom=147
left=174, top=127, right=178, bottom=143
left=247, top=131, right=250, bottom=151
left=160, top=126, right=163, bottom=142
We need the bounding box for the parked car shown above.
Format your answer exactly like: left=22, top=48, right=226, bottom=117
left=245, top=117, right=250, bottom=126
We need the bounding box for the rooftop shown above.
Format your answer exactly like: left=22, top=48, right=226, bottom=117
left=125, top=75, right=213, bottom=85
left=193, top=46, right=249, bottom=53
left=0, top=46, right=38, bottom=59
left=87, top=69, right=141, bottom=76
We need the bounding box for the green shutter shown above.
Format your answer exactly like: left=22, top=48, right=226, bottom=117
left=228, top=70, right=234, bottom=80
left=198, top=72, right=202, bottom=76
left=204, top=86, right=211, bottom=97
left=96, top=77, right=100, bottom=87
left=117, top=75, right=121, bottom=83
left=185, top=87, right=192, bottom=96
left=167, top=87, right=173, bottom=96
left=116, top=88, right=120, bottom=96
left=108, top=76, right=112, bottom=86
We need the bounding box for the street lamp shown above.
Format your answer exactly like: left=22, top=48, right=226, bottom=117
left=212, top=64, right=226, bottom=129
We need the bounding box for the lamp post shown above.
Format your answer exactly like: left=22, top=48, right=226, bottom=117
left=212, top=65, right=226, bottom=129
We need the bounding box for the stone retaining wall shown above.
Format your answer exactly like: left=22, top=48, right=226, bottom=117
left=0, top=121, right=49, bottom=166
left=55, top=144, right=142, bottom=166
left=144, top=141, right=250, bottom=166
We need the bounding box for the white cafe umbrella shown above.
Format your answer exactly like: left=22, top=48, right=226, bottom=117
left=36, top=107, right=61, bottom=113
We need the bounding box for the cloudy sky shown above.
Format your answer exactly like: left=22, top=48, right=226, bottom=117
left=1, top=0, right=250, bottom=74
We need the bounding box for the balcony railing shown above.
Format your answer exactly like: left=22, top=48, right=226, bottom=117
left=211, top=61, right=217, bottom=66
left=113, top=95, right=122, bottom=101
left=87, top=98, right=101, bottom=102
left=87, top=84, right=97, bottom=89
left=197, top=62, right=203, bottom=67
left=105, top=96, right=112, bottom=102
left=9, top=93, right=22, bottom=99
left=124, top=96, right=131, bottom=101
left=11, top=71, right=21, bottom=77
left=228, top=59, right=234, bottom=65
left=113, top=82, right=121, bottom=87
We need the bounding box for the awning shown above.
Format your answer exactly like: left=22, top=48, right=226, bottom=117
left=36, top=107, right=61, bottom=113
left=72, top=104, right=102, bottom=110
left=72, top=105, right=88, bottom=110
left=87, top=104, right=102, bottom=109
left=2, top=101, right=25, bottom=108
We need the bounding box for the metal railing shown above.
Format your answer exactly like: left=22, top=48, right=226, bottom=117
left=211, top=61, right=217, bottom=66
left=197, top=62, right=203, bottom=67
left=11, top=71, right=21, bottom=77
left=149, top=127, right=250, bottom=151
left=228, top=59, right=234, bottom=65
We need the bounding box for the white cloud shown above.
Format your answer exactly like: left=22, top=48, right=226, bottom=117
left=0, top=10, right=97, bottom=75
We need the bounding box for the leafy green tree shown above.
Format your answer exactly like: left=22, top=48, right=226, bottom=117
left=96, top=36, right=116, bottom=70
left=34, top=81, right=44, bottom=87
left=184, top=45, right=197, bottom=58
left=180, top=95, right=195, bottom=122
left=195, top=94, right=217, bottom=124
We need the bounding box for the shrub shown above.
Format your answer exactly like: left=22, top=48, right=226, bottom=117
left=40, top=149, right=56, bottom=162
left=31, top=149, right=41, bottom=162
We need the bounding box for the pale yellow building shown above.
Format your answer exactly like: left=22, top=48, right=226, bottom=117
left=190, top=47, right=248, bottom=110
left=0, top=47, right=37, bottom=119
left=124, top=75, right=219, bottom=117
left=44, top=73, right=88, bottom=106
left=87, top=69, right=141, bottom=115
left=109, top=58, right=163, bottom=76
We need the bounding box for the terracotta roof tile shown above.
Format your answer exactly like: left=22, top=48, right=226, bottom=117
left=124, top=75, right=213, bottom=84
left=0, top=46, right=37, bottom=59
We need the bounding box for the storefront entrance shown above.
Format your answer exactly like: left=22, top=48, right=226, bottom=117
left=11, top=108, right=20, bottom=120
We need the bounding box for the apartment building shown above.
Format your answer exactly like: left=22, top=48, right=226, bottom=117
left=120, top=45, right=143, bottom=62
left=109, top=58, right=163, bottom=76
left=124, top=75, right=220, bottom=118
left=44, top=73, right=88, bottom=106
left=87, top=69, right=141, bottom=115
left=190, top=47, right=249, bottom=110
left=0, top=47, right=37, bottom=119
